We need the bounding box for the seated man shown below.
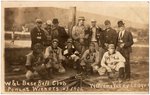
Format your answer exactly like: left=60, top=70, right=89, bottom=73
left=62, top=38, right=80, bottom=69
left=80, top=42, right=100, bottom=76
left=25, top=43, right=49, bottom=80
left=99, top=44, right=125, bottom=81
left=44, top=39, right=65, bottom=73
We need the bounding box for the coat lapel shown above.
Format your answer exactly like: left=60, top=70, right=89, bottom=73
left=122, top=30, right=127, bottom=40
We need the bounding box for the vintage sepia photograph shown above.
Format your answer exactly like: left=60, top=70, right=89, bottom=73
left=1, top=1, right=149, bottom=93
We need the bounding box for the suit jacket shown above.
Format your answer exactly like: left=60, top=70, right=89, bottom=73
left=30, top=26, right=47, bottom=49
left=88, top=26, right=103, bottom=46
left=51, top=26, right=69, bottom=48
left=102, top=27, right=118, bottom=49
left=117, top=30, right=134, bottom=53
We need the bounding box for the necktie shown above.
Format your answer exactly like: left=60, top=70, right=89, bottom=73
left=119, top=31, right=123, bottom=39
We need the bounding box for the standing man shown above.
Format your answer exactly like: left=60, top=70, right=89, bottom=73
left=30, top=19, right=46, bottom=49
left=103, top=20, right=118, bottom=49
left=51, top=18, right=69, bottom=49
left=88, top=19, right=103, bottom=51
left=44, top=20, right=52, bottom=47
left=72, top=16, right=89, bottom=54
left=99, top=20, right=118, bottom=65
left=117, top=20, right=134, bottom=80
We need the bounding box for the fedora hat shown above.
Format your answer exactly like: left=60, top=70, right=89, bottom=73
left=118, top=20, right=125, bottom=27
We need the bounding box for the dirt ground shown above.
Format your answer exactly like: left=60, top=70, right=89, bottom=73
left=4, top=62, right=149, bottom=92
left=3, top=40, right=149, bottom=93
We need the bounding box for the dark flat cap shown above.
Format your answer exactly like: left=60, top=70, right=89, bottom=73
left=52, top=18, right=59, bottom=24
left=104, top=20, right=111, bottom=25
left=118, top=20, right=125, bottom=27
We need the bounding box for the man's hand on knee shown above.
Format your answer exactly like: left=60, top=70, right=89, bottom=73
left=106, top=66, right=112, bottom=72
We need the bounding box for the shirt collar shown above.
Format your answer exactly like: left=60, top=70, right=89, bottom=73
left=120, top=29, right=125, bottom=35
left=90, top=25, right=98, bottom=29
left=65, top=45, right=75, bottom=49
left=122, top=30, right=125, bottom=33
left=108, top=51, right=116, bottom=55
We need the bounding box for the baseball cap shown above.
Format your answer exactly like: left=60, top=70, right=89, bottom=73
left=108, top=44, right=115, bottom=49
left=78, top=16, right=85, bottom=21
left=104, top=20, right=111, bottom=25
left=46, top=20, right=52, bottom=25
left=91, top=19, right=96, bottom=22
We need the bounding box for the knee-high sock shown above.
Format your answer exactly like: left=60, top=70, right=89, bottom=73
left=119, top=67, right=125, bottom=79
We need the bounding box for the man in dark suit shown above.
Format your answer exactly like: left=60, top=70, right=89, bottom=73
left=103, top=20, right=118, bottom=49
left=117, top=20, right=134, bottom=80
left=51, top=18, right=69, bottom=49
left=30, top=19, right=47, bottom=49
